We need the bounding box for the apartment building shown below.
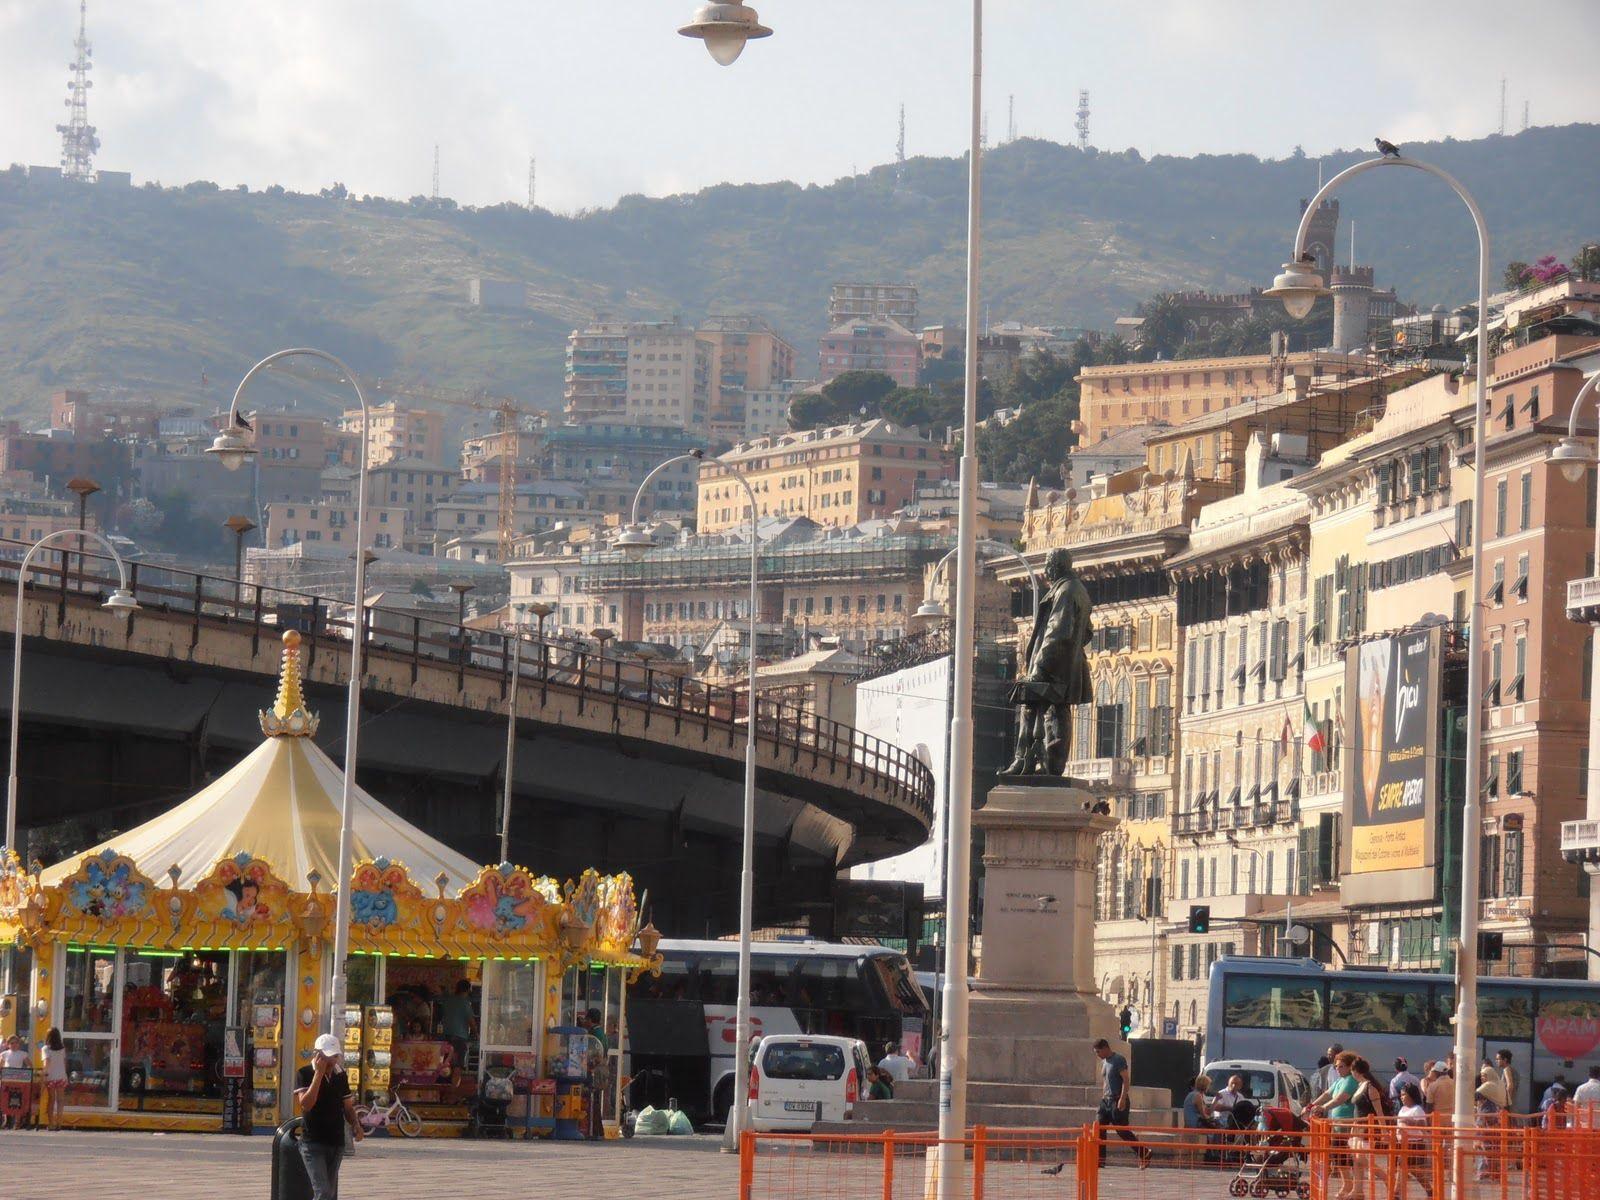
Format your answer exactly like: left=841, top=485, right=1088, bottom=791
left=370, top=458, right=455, bottom=552
left=563, top=321, right=712, bottom=435
left=698, top=315, right=798, bottom=444
left=431, top=480, right=594, bottom=553
left=1077, top=351, right=1369, bottom=446
left=827, top=282, right=918, bottom=331
left=0, top=496, right=91, bottom=544
left=817, top=317, right=921, bottom=388
left=544, top=422, right=701, bottom=519
left=263, top=499, right=409, bottom=550
left=696, top=419, right=952, bottom=535
left=338, top=402, right=447, bottom=468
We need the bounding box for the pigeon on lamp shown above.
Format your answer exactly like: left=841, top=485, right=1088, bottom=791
left=1375, top=137, right=1402, bottom=158
left=1297, top=251, right=1318, bottom=265
left=233, top=411, right=254, bottom=432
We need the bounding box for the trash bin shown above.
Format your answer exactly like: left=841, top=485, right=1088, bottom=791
left=271, top=1117, right=313, bottom=1200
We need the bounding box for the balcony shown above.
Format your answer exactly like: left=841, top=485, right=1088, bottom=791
left=1561, top=818, right=1600, bottom=867
left=1566, top=577, right=1600, bottom=625
left=1065, top=756, right=1133, bottom=790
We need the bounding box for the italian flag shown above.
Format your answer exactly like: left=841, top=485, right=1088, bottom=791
left=1304, top=700, right=1325, bottom=754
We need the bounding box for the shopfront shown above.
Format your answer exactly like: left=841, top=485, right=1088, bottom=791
left=0, top=631, right=658, bottom=1135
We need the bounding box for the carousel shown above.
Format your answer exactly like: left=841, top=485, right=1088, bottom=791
left=0, top=631, right=660, bottom=1136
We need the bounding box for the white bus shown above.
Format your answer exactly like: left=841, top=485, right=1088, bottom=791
left=626, top=938, right=927, bottom=1123
left=1206, top=956, right=1600, bottom=1113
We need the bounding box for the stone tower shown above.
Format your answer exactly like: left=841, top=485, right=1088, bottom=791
left=1331, top=264, right=1375, bottom=352
left=1298, top=197, right=1340, bottom=282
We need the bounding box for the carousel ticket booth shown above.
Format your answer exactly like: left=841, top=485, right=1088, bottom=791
left=0, top=631, right=657, bottom=1136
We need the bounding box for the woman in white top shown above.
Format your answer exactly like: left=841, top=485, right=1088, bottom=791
left=40, top=1027, right=67, bottom=1131
left=1395, top=1081, right=1433, bottom=1199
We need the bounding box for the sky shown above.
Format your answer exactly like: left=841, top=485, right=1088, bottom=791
left=3, top=1, right=1599, bottom=214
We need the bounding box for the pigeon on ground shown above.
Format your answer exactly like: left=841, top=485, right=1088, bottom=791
left=1375, top=137, right=1402, bottom=158
left=1040, top=1162, right=1066, bottom=1176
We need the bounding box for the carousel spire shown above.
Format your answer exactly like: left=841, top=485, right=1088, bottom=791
left=259, top=629, right=320, bottom=738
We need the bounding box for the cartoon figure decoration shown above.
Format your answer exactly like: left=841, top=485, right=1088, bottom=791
left=459, top=864, right=558, bottom=938
left=64, top=850, right=153, bottom=920
left=194, top=854, right=291, bottom=930
left=593, top=872, right=638, bottom=953
left=0, top=848, right=31, bottom=920
left=348, top=857, right=424, bottom=931
left=563, top=868, right=602, bottom=929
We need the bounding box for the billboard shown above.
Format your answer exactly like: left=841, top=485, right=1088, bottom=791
left=1342, top=626, right=1441, bottom=906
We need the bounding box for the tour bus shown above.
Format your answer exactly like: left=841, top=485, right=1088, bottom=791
left=1206, top=956, right=1600, bottom=1113
left=625, top=938, right=928, bottom=1123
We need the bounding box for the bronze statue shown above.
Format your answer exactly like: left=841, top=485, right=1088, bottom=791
left=1003, top=548, right=1093, bottom=776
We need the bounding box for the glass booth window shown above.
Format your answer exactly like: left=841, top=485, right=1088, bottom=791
left=120, top=950, right=229, bottom=1107
left=62, top=947, right=116, bottom=1033
left=482, top=961, right=539, bottom=1048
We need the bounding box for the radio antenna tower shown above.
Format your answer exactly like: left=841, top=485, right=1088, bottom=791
left=1498, top=77, right=1507, bottom=136
left=895, top=103, right=906, bottom=186
left=1007, top=94, right=1016, bottom=143
left=980, top=111, right=989, bottom=151
left=527, top=157, right=536, bottom=208
left=1075, top=89, right=1091, bottom=151
left=1522, top=100, right=1530, bottom=132
left=431, top=144, right=440, bottom=201
left=57, top=0, right=99, bottom=181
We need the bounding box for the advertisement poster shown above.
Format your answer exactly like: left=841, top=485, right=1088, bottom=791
left=221, top=1026, right=247, bottom=1133
left=1343, top=627, right=1439, bottom=905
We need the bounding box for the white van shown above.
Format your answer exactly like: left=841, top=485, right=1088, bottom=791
left=1202, top=1058, right=1314, bottom=1120
left=749, top=1035, right=871, bottom=1131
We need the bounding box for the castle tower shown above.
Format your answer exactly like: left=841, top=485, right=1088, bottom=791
left=1330, top=264, right=1375, bottom=353
left=1297, top=197, right=1340, bottom=282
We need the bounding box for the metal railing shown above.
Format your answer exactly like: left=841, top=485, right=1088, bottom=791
left=0, top=538, right=934, bottom=826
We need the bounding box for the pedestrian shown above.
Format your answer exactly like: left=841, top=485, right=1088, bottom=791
left=0, top=1036, right=28, bottom=1130
left=1319, top=1043, right=1346, bottom=1093
left=1494, top=1050, right=1519, bottom=1113
left=1308, top=1051, right=1361, bottom=1200
left=1540, top=1074, right=1570, bottom=1110
left=1473, top=1064, right=1507, bottom=1183
left=1573, top=1064, right=1600, bottom=1117
left=39, top=1028, right=66, bottom=1132
left=867, top=1067, right=893, bottom=1101
left=1394, top=1082, right=1433, bottom=1200
left=1182, top=1073, right=1222, bottom=1162
left=1348, top=1057, right=1393, bottom=1198
left=1423, top=1061, right=1452, bottom=1115
left=294, top=1032, right=364, bottom=1200
left=437, top=978, right=475, bottom=1075
left=1540, top=1085, right=1570, bottom=1130
left=1092, top=1037, right=1151, bottom=1168
left=878, top=1041, right=915, bottom=1083
left=1388, top=1057, right=1420, bottom=1110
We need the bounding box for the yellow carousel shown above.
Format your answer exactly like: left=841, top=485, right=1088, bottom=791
left=0, top=631, right=660, bottom=1136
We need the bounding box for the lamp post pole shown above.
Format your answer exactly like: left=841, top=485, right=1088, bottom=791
left=225, top=515, right=257, bottom=607
left=1267, top=155, right=1489, bottom=1186
left=622, top=452, right=759, bottom=1144
left=6, top=528, right=139, bottom=853
left=209, top=348, right=373, bottom=1042
left=500, top=602, right=525, bottom=865
left=67, top=477, right=100, bottom=595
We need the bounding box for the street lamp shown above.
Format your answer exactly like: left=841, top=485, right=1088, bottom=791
left=6, top=528, right=139, bottom=852
left=915, top=539, right=1042, bottom=621
left=678, top=1, right=770, bottom=66
left=1267, top=151, right=1490, bottom=1170
left=214, top=348, right=374, bottom=1044
left=224, top=515, right=257, bottom=607
left=66, top=477, right=100, bottom=595
left=622, top=448, right=761, bottom=1145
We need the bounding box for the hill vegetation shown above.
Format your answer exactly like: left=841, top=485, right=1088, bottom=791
left=1, top=124, right=1597, bottom=421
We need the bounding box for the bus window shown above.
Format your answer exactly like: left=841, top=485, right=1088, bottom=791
left=1480, top=986, right=1534, bottom=1040
left=633, top=952, right=694, bottom=1001
left=1224, top=974, right=1325, bottom=1029
left=1431, top=986, right=1456, bottom=1036
left=1328, top=981, right=1431, bottom=1035
left=697, top=954, right=738, bottom=1004
left=694, top=953, right=793, bottom=1007
left=791, top=956, right=872, bottom=1012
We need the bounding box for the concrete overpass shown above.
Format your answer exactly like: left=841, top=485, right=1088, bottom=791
left=0, top=543, right=933, bottom=935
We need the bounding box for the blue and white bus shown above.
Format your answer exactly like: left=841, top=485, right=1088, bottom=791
left=1206, top=956, right=1600, bottom=1113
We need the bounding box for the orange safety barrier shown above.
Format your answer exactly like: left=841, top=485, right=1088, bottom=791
left=738, top=1118, right=1600, bottom=1200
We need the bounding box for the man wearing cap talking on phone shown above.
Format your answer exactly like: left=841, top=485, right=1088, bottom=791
left=294, top=1032, right=365, bottom=1199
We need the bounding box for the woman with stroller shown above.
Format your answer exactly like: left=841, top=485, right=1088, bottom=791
left=1182, top=1073, right=1223, bottom=1162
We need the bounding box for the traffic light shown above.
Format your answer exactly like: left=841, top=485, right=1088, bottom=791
left=1480, top=931, right=1504, bottom=962
left=1119, top=1007, right=1133, bottom=1038
left=1188, top=904, right=1211, bottom=934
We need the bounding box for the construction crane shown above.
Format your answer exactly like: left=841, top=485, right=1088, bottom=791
left=257, top=359, right=545, bottom=561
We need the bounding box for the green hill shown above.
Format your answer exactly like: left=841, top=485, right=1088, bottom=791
left=1, top=124, right=1596, bottom=419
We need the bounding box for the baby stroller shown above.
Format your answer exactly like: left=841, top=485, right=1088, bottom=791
left=466, top=1066, right=515, bottom=1139
left=1227, top=1106, right=1308, bottom=1199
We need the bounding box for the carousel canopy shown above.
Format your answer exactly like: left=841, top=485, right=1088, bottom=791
left=39, top=630, right=481, bottom=895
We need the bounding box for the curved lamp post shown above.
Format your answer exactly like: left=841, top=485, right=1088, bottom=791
left=208, top=347, right=374, bottom=1042
left=914, top=539, right=1041, bottom=620
left=678, top=1, right=771, bottom=66
left=619, top=449, right=761, bottom=1144
left=1265, top=153, right=1490, bottom=1167
left=7, top=528, right=139, bottom=852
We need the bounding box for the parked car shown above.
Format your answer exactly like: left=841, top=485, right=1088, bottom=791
left=748, top=1035, right=870, bottom=1131
left=1201, top=1058, right=1313, bottom=1120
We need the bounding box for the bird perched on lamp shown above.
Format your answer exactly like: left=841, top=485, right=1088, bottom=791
left=1375, top=137, right=1402, bottom=158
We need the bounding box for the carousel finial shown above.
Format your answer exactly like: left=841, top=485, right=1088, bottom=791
left=259, top=629, right=321, bottom=738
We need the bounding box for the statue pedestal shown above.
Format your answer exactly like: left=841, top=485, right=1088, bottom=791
left=967, top=783, right=1127, bottom=1086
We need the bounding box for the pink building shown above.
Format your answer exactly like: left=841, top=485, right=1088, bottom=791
left=817, top=317, right=920, bottom=388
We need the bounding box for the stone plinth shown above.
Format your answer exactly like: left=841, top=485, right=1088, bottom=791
left=968, top=784, right=1126, bottom=1086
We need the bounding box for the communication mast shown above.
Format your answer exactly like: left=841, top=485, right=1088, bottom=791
left=1522, top=100, right=1530, bottom=133
left=1074, top=89, right=1091, bottom=151
left=57, top=0, right=99, bottom=181
left=1499, top=77, right=1507, bottom=136
left=527, top=157, right=536, bottom=209
left=1007, top=94, right=1016, bottom=143
left=895, top=103, right=906, bottom=187
left=431, top=144, right=440, bottom=201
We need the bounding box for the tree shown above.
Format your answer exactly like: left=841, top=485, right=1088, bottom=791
left=787, top=370, right=897, bottom=429
left=974, top=389, right=1079, bottom=486
left=1503, top=261, right=1533, bottom=291
left=1135, top=293, right=1188, bottom=360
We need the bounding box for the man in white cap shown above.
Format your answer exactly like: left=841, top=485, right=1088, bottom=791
left=294, top=1032, right=364, bottom=1199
